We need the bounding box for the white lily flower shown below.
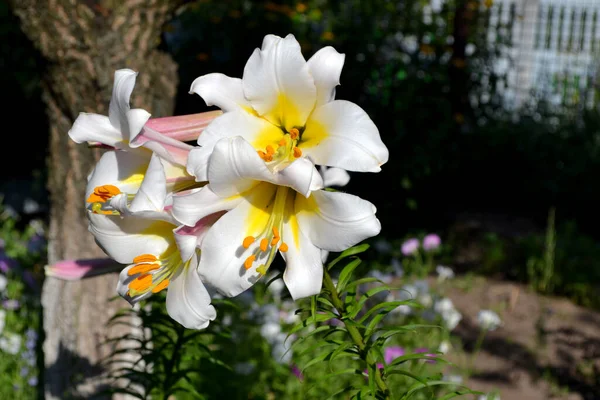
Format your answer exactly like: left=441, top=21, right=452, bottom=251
left=88, top=154, right=218, bottom=329
left=172, top=136, right=381, bottom=300
left=187, top=34, right=388, bottom=181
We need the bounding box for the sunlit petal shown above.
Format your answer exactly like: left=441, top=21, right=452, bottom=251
left=190, top=73, right=252, bottom=112
left=302, top=100, right=389, bottom=172
left=243, top=34, right=316, bottom=130
left=307, top=46, right=345, bottom=107
left=295, top=190, right=381, bottom=252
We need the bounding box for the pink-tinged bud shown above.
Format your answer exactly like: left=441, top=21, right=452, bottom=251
left=144, top=110, right=223, bottom=142
left=45, top=258, right=122, bottom=281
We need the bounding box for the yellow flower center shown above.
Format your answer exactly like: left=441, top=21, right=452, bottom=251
left=256, top=127, right=303, bottom=170
left=126, top=249, right=186, bottom=297
left=240, top=185, right=295, bottom=275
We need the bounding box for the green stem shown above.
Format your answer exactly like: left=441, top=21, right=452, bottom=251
left=323, top=270, right=390, bottom=399
left=468, top=329, right=487, bottom=376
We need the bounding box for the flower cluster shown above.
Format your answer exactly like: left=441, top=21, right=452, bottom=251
left=68, top=34, right=388, bottom=330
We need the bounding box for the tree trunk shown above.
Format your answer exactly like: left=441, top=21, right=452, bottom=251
left=10, top=1, right=179, bottom=398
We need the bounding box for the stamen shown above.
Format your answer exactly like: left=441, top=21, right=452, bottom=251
left=272, top=227, right=280, bottom=238
left=279, top=138, right=287, bottom=147
left=128, top=263, right=160, bottom=276
left=129, top=274, right=152, bottom=291
left=242, top=236, right=255, bottom=249
left=151, top=279, right=170, bottom=293
left=293, top=147, right=302, bottom=158
left=257, top=150, right=267, bottom=160
left=133, top=254, right=158, bottom=263
left=266, top=145, right=275, bottom=155
left=271, top=236, right=280, bottom=246
left=256, top=265, right=267, bottom=275
left=279, top=243, right=289, bottom=252
left=244, top=255, right=256, bottom=270
left=289, top=128, right=300, bottom=140
left=260, top=238, right=269, bottom=252
left=87, top=185, right=121, bottom=203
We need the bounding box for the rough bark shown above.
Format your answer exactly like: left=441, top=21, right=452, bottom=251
left=10, top=1, right=180, bottom=398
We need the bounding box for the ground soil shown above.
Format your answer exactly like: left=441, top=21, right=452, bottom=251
left=438, top=277, right=600, bottom=400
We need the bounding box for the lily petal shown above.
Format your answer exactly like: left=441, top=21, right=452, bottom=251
left=307, top=46, right=345, bottom=107
left=281, top=215, right=324, bottom=300
left=243, top=34, right=316, bottom=131
left=166, top=258, right=217, bottom=330
left=68, top=113, right=124, bottom=149
left=198, top=186, right=278, bottom=297
left=188, top=111, right=282, bottom=181
left=320, top=166, right=350, bottom=188
left=88, top=212, right=174, bottom=264
left=302, top=100, right=389, bottom=172
left=190, top=73, right=252, bottom=112
left=208, top=136, right=319, bottom=198
left=85, top=150, right=149, bottom=203
left=109, top=69, right=137, bottom=136
left=172, top=186, right=242, bottom=227
left=128, top=153, right=167, bottom=213
left=173, top=212, right=225, bottom=262
left=295, top=190, right=381, bottom=252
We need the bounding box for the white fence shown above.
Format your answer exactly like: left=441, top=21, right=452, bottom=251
left=487, top=0, right=600, bottom=109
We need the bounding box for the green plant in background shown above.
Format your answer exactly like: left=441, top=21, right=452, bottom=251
left=0, top=201, right=45, bottom=399
left=526, top=207, right=556, bottom=294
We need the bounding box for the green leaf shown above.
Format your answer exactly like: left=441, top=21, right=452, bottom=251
left=358, top=300, right=414, bottom=324
left=327, top=243, right=370, bottom=270
left=337, top=258, right=363, bottom=292
left=349, top=285, right=394, bottom=318
left=385, top=353, right=447, bottom=370
left=343, top=277, right=382, bottom=293
left=400, top=380, right=473, bottom=400
left=437, top=389, right=485, bottom=400
left=386, top=369, right=428, bottom=386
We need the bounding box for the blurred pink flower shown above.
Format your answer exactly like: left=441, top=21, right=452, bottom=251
left=401, top=238, right=420, bottom=256
left=384, top=346, right=405, bottom=364
left=422, top=234, right=441, bottom=251
left=291, top=365, right=304, bottom=381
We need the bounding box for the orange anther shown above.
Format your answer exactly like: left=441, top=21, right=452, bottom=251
left=127, top=263, right=160, bottom=276
left=279, top=243, right=289, bottom=252
left=133, top=254, right=158, bottom=264
left=289, top=128, right=300, bottom=140
left=242, top=236, right=255, bottom=249
left=87, top=184, right=121, bottom=203
left=264, top=154, right=273, bottom=162
left=257, top=150, right=267, bottom=160
left=266, top=145, right=275, bottom=155
left=271, top=236, right=280, bottom=246
left=272, top=226, right=280, bottom=238
left=151, top=279, right=170, bottom=293
left=279, top=138, right=287, bottom=147
left=244, top=255, right=256, bottom=270
left=128, top=274, right=152, bottom=291
left=260, top=238, right=269, bottom=252
left=293, top=147, right=302, bottom=158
